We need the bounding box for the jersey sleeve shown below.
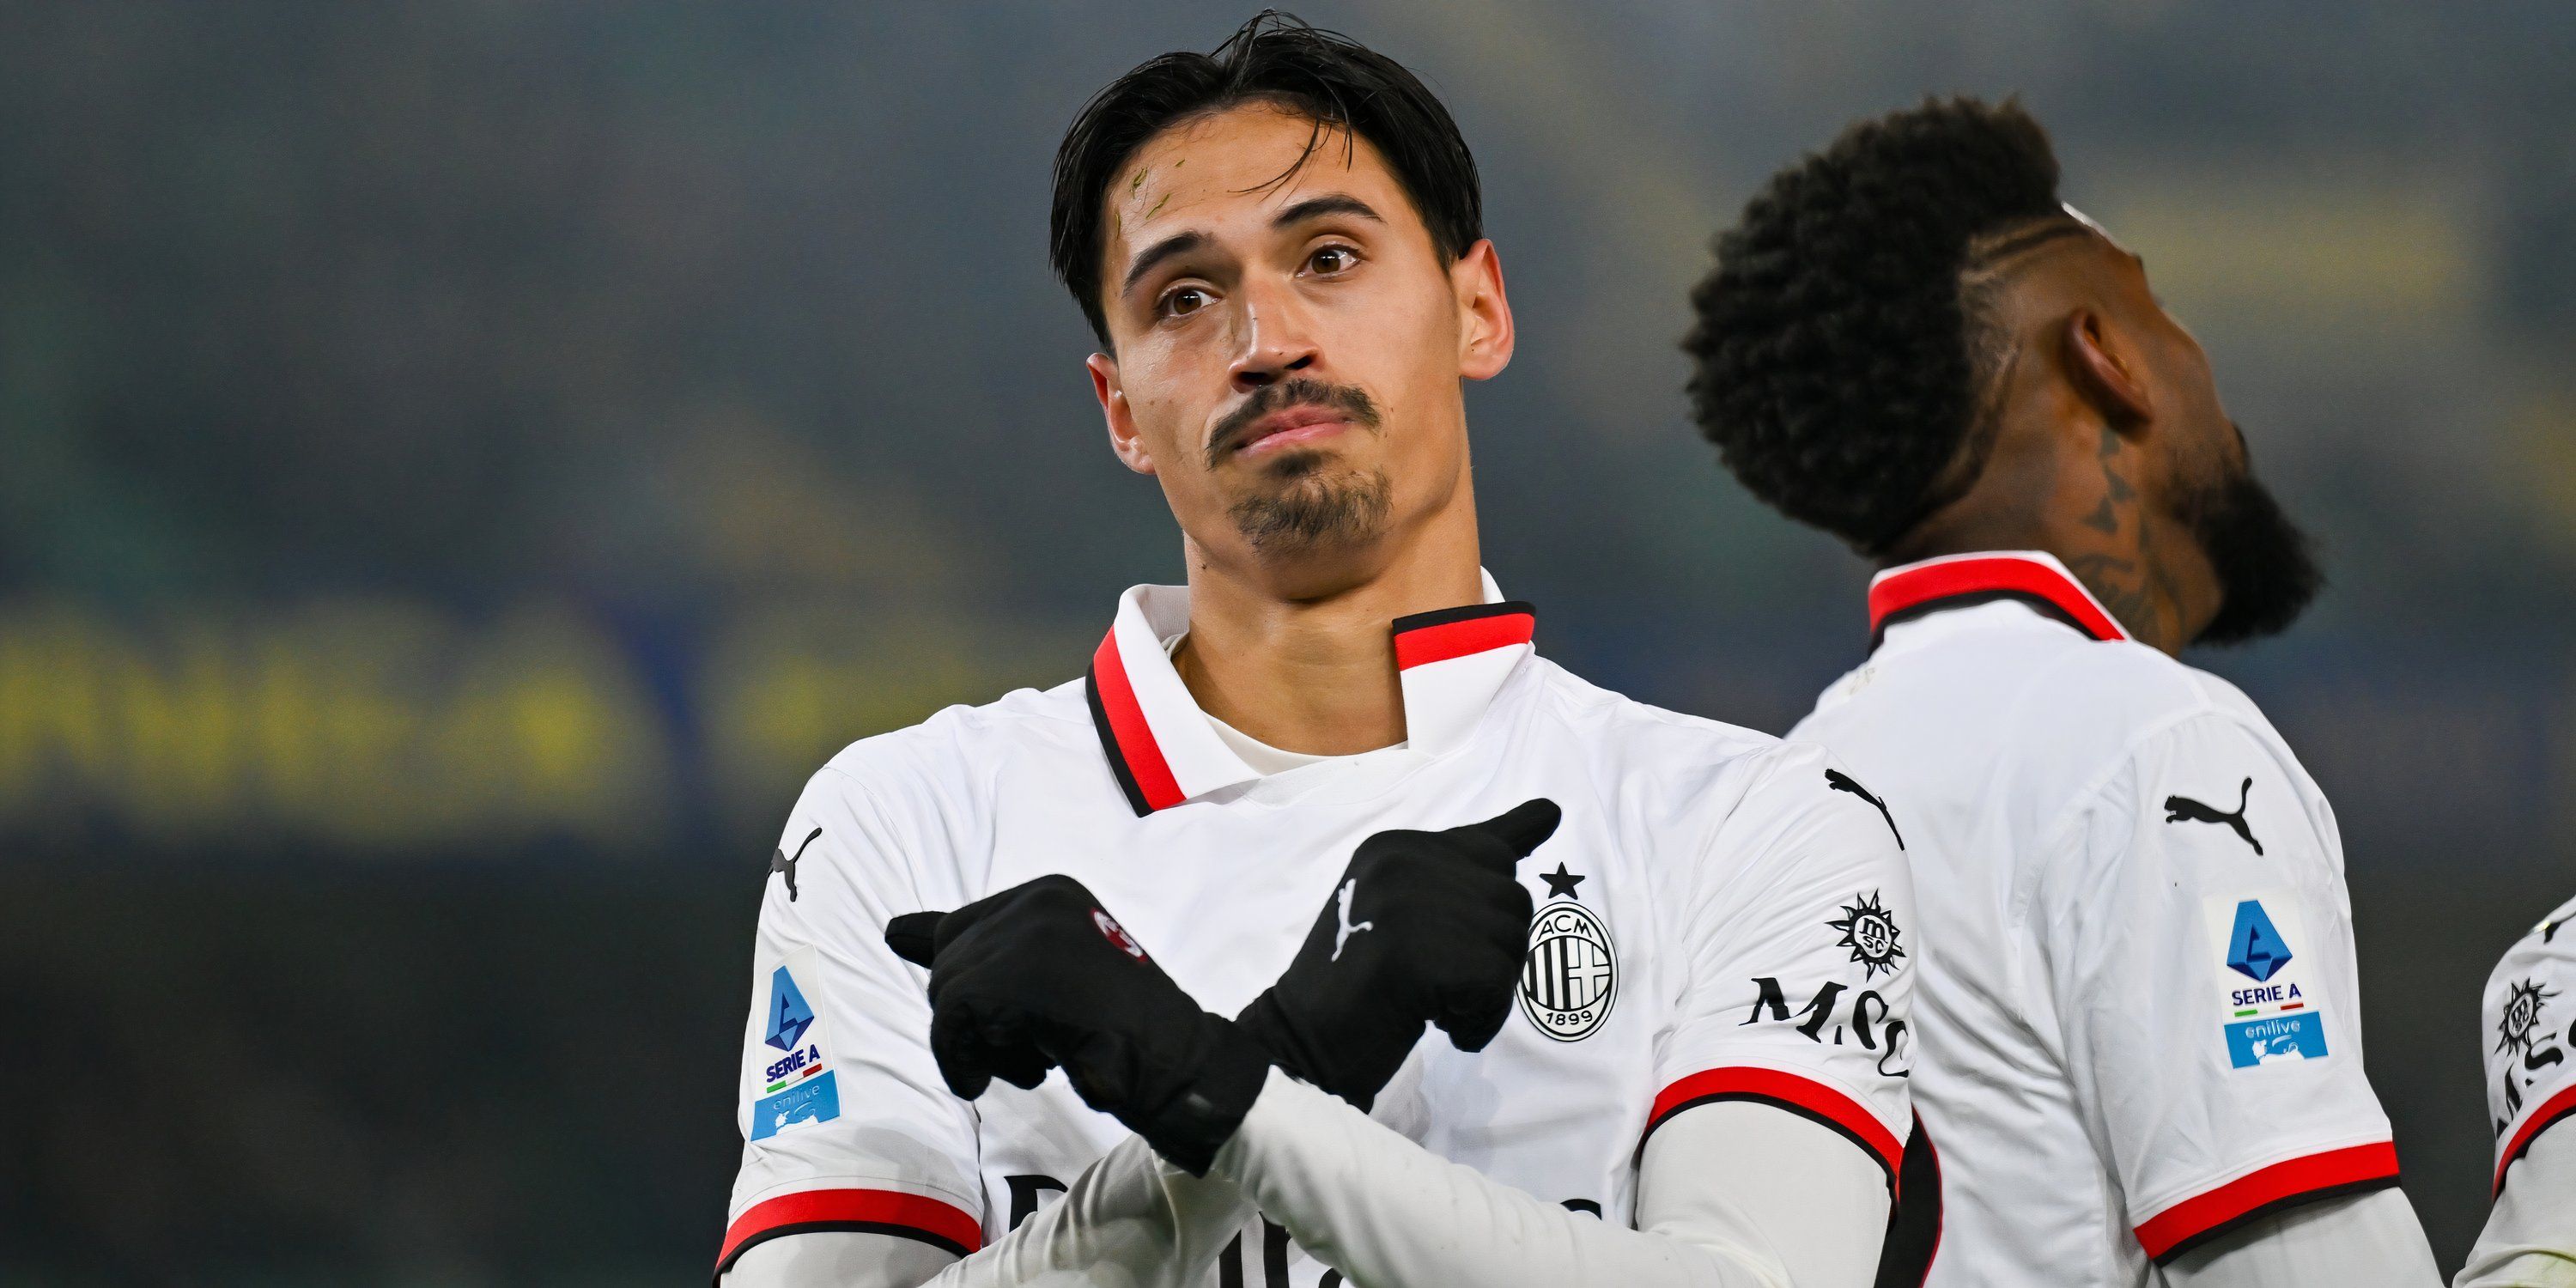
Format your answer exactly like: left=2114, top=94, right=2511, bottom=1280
left=1646, top=741, right=1918, bottom=1194
left=2036, top=712, right=2399, bottom=1265
left=718, top=764, right=986, bottom=1279
left=2482, top=896, right=2576, bottom=1200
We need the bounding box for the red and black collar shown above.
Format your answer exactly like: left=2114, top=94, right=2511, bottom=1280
left=1085, top=580, right=1536, bottom=817
left=1868, top=552, right=2130, bottom=650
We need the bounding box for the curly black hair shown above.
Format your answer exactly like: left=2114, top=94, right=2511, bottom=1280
left=1050, top=11, right=1482, bottom=349
left=1682, top=98, right=2079, bottom=555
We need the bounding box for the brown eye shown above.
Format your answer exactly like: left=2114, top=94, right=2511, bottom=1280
left=1309, top=246, right=1358, bottom=275
left=1158, top=286, right=1210, bottom=319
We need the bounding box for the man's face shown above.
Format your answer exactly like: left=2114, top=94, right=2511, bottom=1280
left=1085, top=103, right=1510, bottom=587
left=2099, top=245, right=2323, bottom=644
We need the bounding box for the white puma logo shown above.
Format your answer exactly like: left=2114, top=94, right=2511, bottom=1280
left=1333, top=878, right=1373, bottom=961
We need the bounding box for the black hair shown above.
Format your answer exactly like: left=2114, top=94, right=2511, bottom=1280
left=1682, top=97, right=2078, bottom=556
left=1048, top=10, right=1483, bottom=348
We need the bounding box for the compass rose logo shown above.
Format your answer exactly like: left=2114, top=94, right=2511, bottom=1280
left=2498, top=977, right=2557, bottom=1057
left=1828, top=891, right=1906, bottom=981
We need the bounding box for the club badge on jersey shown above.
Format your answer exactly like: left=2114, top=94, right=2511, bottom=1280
left=2203, top=893, right=2331, bottom=1069
left=1519, top=867, right=1616, bottom=1042
left=749, top=949, right=842, bottom=1139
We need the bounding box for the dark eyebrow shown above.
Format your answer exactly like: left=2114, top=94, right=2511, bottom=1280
left=1273, top=194, right=1383, bottom=230
left=1121, top=230, right=1208, bottom=297
left=1118, top=197, right=1385, bottom=298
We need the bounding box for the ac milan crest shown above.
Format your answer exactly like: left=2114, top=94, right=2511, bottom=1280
left=1521, top=900, right=1617, bottom=1042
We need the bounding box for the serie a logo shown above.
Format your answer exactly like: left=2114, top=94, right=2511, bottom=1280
left=1522, top=901, right=1617, bottom=1042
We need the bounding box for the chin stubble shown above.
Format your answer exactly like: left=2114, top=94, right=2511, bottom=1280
left=1228, top=458, right=1393, bottom=555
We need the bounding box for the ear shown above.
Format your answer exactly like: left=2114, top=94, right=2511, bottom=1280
left=2060, top=307, right=2154, bottom=432
left=1088, top=351, right=1157, bottom=477
left=1452, top=240, right=1516, bottom=382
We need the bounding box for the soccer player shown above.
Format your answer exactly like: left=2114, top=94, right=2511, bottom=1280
left=1682, top=99, right=2444, bottom=1286
left=2456, top=897, right=2576, bottom=1286
left=718, top=15, right=1916, bottom=1288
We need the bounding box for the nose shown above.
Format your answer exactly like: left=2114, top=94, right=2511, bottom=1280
left=1227, top=277, right=1320, bottom=392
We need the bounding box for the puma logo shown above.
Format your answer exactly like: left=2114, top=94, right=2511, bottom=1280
left=1332, top=878, right=1373, bottom=961
left=770, top=827, right=823, bottom=900
left=1825, top=769, right=1904, bottom=850
left=2164, top=778, right=2262, bottom=854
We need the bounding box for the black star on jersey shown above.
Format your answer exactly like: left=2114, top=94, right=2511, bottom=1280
left=1540, top=863, right=1585, bottom=902
left=1828, top=891, right=1906, bottom=981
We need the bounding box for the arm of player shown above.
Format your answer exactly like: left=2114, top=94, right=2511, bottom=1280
left=1207, top=744, right=1912, bottom=1288
left=2037, top=712, right=2437, bottom=1277
left=1211, top=1071, right=1883, bottom=1288
left=2158, top=1189, right=2441, bottom=1288
left=2452, top=896, right=2576, bottom=1288
left=728, top=1135, right=1253, bottom=1288
left=2453, top=1125, right=2576, bottom=1288
left=774, top=803, right=1568, bottom=1288
left=715, top=765, right=991, bottom=1283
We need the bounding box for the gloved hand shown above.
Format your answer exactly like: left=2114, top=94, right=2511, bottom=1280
left=1235, top=799, right=1559, bottom=1110
left=885, top=876, right=1269, bottom=1176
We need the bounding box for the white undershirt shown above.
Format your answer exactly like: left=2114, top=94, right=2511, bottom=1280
left=1168, top=632, right=1405, bottom=775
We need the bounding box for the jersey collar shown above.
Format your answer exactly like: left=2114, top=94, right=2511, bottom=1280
left=1867, top=550, right=2131, bottom=649
left=1084, top=570, right=1537, bottom=817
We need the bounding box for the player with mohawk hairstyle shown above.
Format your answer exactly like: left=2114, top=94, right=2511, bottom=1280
left=1686, top=99, right=2440, bottom=1286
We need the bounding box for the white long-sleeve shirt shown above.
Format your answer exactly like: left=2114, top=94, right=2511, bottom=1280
left=717, top=577, right=1917, bottom=1285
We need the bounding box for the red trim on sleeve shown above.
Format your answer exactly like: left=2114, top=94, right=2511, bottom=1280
left=1644, top=1066, right=1905, bottom=1189
left=2497, top=1083, right=2576, bottom=1196
left=714, top=1188, right=983, bottom=1274
left=2133, top=1141, right=2400, bottom=1261
left=1090, top=629, right=1184, bottom=814
left=1391, top=604, right=1537, bottom=670
left=1868, top=556, right=2128, bottom=642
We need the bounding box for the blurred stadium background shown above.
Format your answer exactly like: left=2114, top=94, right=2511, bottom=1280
left=3, top=2, right=2571, bottom=1280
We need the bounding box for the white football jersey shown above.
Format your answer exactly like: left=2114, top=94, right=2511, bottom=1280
left=717, top=574, right=1917, bottom=1285
left=1789, top=552, right=2403, bottom=1287
left=2458, top=894, right=2576, bottom=1282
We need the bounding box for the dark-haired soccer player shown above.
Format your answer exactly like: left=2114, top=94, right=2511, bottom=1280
left=1684, top=99, right=2441, bottom=1286
left=719, top=15, right=1916, bottom=1288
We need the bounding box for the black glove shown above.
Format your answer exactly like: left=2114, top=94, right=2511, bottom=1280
left=884, top=876, right=1269, bottom=1176
left=1235, top=799, right=1559, bottom=1110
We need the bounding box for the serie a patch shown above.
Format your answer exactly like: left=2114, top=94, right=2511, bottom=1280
left=748, top=947, right=841, bottom=1139
left=2201, top=891, right=2332, bottom=1070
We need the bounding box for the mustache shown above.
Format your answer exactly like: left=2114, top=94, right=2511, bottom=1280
left=1205, top=379, right=1381, bottom=469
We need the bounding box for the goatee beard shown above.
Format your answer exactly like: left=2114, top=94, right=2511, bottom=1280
left=2183, top=465, right=2324, bottom=647
left=1230, top=458, right=1393, bottom=555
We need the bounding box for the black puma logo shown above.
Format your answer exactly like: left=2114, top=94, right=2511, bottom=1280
left=2163, top=778, right=2262, bottom=854
left=771, top=827, right=823, bottom=900
left=1825, top=769, right=1904, bottom=850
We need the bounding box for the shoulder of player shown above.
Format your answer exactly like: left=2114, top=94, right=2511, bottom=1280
left=1522, top=664, right=1892, bottom=866
left=2489, top=894, right=2576, bottom=999
left=2001, top=642, right=2290, bottom=811
left=808, top=677, right=1093, bottom=825
left=1520, top=659, right=1783, bottom=787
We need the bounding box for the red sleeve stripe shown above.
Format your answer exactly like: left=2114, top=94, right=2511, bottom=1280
left=1390, top=601, right=1537, bottom=671
left=2133, top=1141, right=2400, bottom=1263
left=1643, top=1067, right=1905, bottom=1192
left=2496, top=1083, right=2576, bottom=1197
left=713, top=1188, right=983, bottom=1277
